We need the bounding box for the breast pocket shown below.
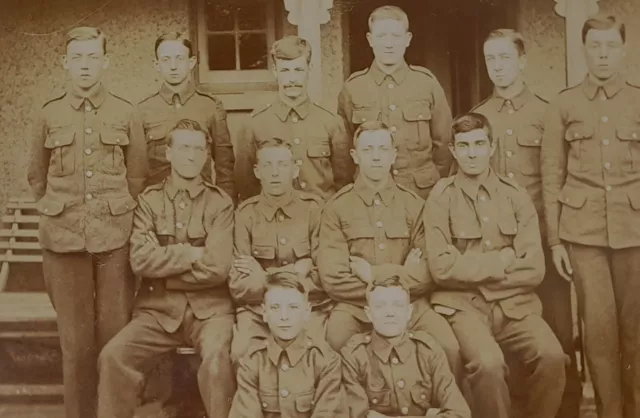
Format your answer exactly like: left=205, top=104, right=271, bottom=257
left=351, top=108, right=381, bottom=125
left=145, top=121, right=169, bottom=167
left=385, top=221, right=411, bottom=254
left=44, top=126, right=76, bottom=177
left=100, top=124, right=130, bottom=175
left=366, top=388, right=392, bottom=408
left=258, top=392, right=280, bottom=414
left=450, top=216, right=482, bottom=253
left=516, top=126, right=542, bottom=175
left=403, top=102, right=432, bottom=150
left=344, top=222, right=375, bottom=258
left=564, top=122, right=594, bottom=173
left=410, top=380, right=432, bottom=410
left=307, top=139, right=332, bottom=176
left=616, top=124, right=640, bottom=172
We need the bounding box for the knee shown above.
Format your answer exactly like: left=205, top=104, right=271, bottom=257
left=200, top=344, right=232, bottom=376
left=97, top=339, right=127, bottom=373
left=470, top=351, right=507, bottom=382
left=533, top=342, right=568, bottom=376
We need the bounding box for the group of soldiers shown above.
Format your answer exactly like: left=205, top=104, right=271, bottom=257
left=25, top=3, right=639, bottom=418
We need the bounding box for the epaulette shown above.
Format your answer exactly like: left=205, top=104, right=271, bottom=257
left=251, top=102, right=272, bottom=118
left=342, top=332, right=372, bottom=354
left=237, top=194, right=261, bottom=212
left=42, top=92, right=67, bottom=109
left=202, top=182, right=233, bottom=204
left=408, top=65, right=435, bottom=78
left=312, top=101, right=337, bottom=116
left=138, top=91, right=160, bottom=105
left=497, top=173, right=523, bottom=191
left=245, top=338, right=269, bottom=358
left=396, top=183, right=422, bottom=201
left=558, top=82, right=581, bottom=95
left=470, top=96, right=491, bottom=112
left=534, top=93, right=549, bottom=104
left=139, top=182, right=165, bottom=199
left=195, top=87, right=223, bottom=103
left=298, top=191, right=323, bottom=205
left=109, top=91, right=133, bottom=105
left=346, top=67, right=370, bottom=82
left=626, top=78, right=640, bottom=89
left=408, top=330, right=436, bottom=349
left=328, top=183, right=354, bottom=203
left=430, top=176, right=455, bottom=197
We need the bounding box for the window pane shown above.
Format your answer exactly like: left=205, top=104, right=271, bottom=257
left=208, top=34, right=236, bottom=70
left=205, top=1, right=235, bottom=32
left=239, top=33, right=268, bottom=70
left=238, top=1, right=267, bottom=30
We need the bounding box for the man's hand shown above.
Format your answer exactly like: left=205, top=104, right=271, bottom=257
left=294, top=258, right=313, bottom=279
left=233, top=255, right=266, bottom=278
left=404, top=248, right=422, bottom=266
left=350, top=256, right=373, bottom=283
left=188, top=246, right=205, bottom=263
left=499, top=247, right=516, bottom=270
left=551, top=244, right=573, bottom=281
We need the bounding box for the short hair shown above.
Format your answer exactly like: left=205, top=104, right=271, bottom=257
left=66, top=27, right=107, bottom=54
left=368, top=5, right=410, bottom=31
left=154, top=32, right=195, bottom=58
left=452, top=113, right=494, bottom=145
left=255, top=137, right=293, bottom=163
left=353, top=120, right=394, bottom=147
left=485, top=29, right=526, bottom=56
left=167, top=119, right=210, bottom=147
left=366, top=274, right=409, bottom=302
left=582, top=15, right=626, bottom=44
left=264, top=271, right=308, bottom=299
left=270, top=36, right=312, bottom=65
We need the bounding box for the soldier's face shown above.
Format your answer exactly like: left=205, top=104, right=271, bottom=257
left=584, top=28, right=626, bottom=80
left=351, top=130, right=397, bottom=182
left=166, top=129, right=208, bottom=179
left=367, top=19, right=412, bottom=67
left=483, top=38, right=525, bottom=89
left=63, top=39, right=109, bottom=89
left=450, top=128, right=495, bottom=177
left=262, top=287, right=310, bottom=341
left=154, top=40, right=196, bottom=86
left=254, top=146, right=299, bottom=196
left=273, top=56, right=310, bottom=100
left=365, top=286, right=413, bottom=338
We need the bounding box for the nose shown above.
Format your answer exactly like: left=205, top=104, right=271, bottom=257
left=384, top=35, right=393, bottom=48
left=80, top=56, right=90, bottom=69
left=468, top=145, right=478, bottom=158
left=372, top=148, right=381, bottom=160
left=169, top=57, right=178, bottom=69
left=279, top=307, right=290, bottom=321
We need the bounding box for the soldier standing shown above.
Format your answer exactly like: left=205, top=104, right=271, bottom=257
left=97, top=119, right=235, bottom=418
left=423, top=113, right=566, bottom=418
left=138, top=32, right=236, bottom=201
left=229, top=137, right=332, bottom=363
left=234, top=36, right=354, bottom=202
left=26, top=27, right=148, bottom=418
left=338, top=5, right=453, bottom=200
left=471, top=29, right=580, bottom=418
left=229, top=271, right=345, bottom=418
left=541, top=15, right=640, bottom=418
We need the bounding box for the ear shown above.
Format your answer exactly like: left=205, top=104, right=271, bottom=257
left=448, top=143, right=458, bottom=161
left=165, top=145, right=172, bottom=163
left=102, top=54, right=110, bottom=70
left=407, top=303, right=414, bottom=319
left=272, top=62, right=278, bottom=80
left=302, top=301, right=311, bottom=322
left=364, top=305, right=372, bottom=323
left=366, top=32, right=373, bottom=48
left=518, top=54, right=527, bottom=71
left=153, top=58, right=161, bottom=73
left=61, top=55, right=69, bottom=70
left=188, top=55, right=197, bottom=70
left=489, top=138, right=497, bottom=157
left=391, top=147, right=398, bottom=165
left=405, top=31, right=413, bottom=47
left=253, top=164, right=260, bottom=180
left=350, top=148, right=359, bottom=165
left=261, top=304, right=268, bottom=323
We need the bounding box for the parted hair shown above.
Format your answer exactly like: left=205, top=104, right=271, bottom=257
left=366, top=274, right=409, bottom=301
left=154, top=32, right=195, bottom=58
left=255, top=137, right=293, bottom=153
left=167, top=119, right=211, bottom=146
left=368, top=5, right=409, bottom=31
left=452, top=113, right=494, bottom=145
left=66, top=27, right=107, bottom=54
left=582, top=15, right=625, bottom=44
left=264, top=270, right=308, bottom=297
left=353, top=120, right=394, bottom=147
left=270, top=36, right=312, bottom=65
left=485, top=29, right=526, bottom=56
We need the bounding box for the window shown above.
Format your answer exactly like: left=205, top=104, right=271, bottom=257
left=196, top=0, right=277, bottom=86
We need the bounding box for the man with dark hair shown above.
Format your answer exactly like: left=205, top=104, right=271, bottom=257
left=318, top=121, right=463, bottom=382
left=541, top=14, right=640, bottom=418
left=27, top=26, right=148, bottom=418
left=96, top=119, right=235, bottom=418
left=338, top=5, right=453, bottom=200
left=470, top=28, right=580, bottom=418
left=229, top=136, right=331, bottom=364
left=424, top=112, right=566, bottom=418
left=235, top=35, right=354, bottom=202
left=341, top=274, right=470, bottom=418
left=229, top=271, right=345, bottom=418
left=139, top=31, right=236, bottom=201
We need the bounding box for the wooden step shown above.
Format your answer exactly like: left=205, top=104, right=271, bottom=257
left=0, top=293, right=56, bottom=325
left=0, top=384, right=63, bottom=402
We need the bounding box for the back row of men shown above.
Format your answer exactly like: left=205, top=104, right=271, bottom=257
left=26, top=5, right=638, bottom=418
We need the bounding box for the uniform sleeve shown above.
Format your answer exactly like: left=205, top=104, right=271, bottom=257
left=228, top=357, right=264, bottom=418
left=423, top=345, right=471, bottom=418
left=429, top=80, right=453, bottom=179
left=234, top=121, right=261, bottom=202
left=125, top=108, right=149, bottom=199
left=423, top=193, right=507, bottom=287
left=129, top=195, right=194, bottom=278
left=318, top=203, right=367, bottom=302
left=26, top=108, right=49, bottom=201
left=209, top=99, right=237, bottom=204
left=228, top=208, right=266, bottom=305
left=337, top=86, right=356, bottom=141
left=310, top=351, right=346, bottom=418
left=340, top=349, right=370, bottom=418
left=329, top=115, right=355, bottom=190
left=304, top=202, right=324, bottom=300
left=541, top=100, right=568, bottom=247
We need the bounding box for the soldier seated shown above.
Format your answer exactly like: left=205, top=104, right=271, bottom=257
left=229, top=271, right=345, bottom=418
left=423, top=112, right=566, bottom=418
left=341, top=274, right=470, bottom=418
left=96, top=119, right=235, bottom=418
left=229, top=137, right=332, bottom=365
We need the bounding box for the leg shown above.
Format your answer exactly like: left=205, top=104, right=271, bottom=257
left=43, top=250, right=97, bottom=418
left=448, top=309, right=510, bottom=418
left=97, top=311, right=180, bottom=418
left=190, top=313, right=235, bottom=418
left=230, top=310, right=269, bottom=365
left=569, top=243, right=623, bottom=418
left=495, top=310, right=567, bottom=418
left=325, top=309, right=368, bottom=352
left=95, top=245, right=136, bottom=349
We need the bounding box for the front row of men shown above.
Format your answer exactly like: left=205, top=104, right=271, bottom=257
left=96, top=115, right=565, bottom=418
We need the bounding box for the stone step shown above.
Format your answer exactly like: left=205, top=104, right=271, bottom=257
left=0, top=384, right=63, bottom=403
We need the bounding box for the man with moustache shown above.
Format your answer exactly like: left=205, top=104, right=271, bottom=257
left=229, top=271, right=345, bottom=418
left=138, top=32, right=235, bottom=201
left=423, top=113, right=566, bottom=418
left=229, top=137, right=331, bottom=364
left=235, top=35, right=353, bottom=202
left=27, top=27, right=148, bottom=418
left=318, top=121, right=463, bottom=383
left=338, top=5, right=453, bottom=200
left=541, top=15, right=640, bottom=418
left=341, top=275, right=470, bottom=418
left=97, top=119, right=235, bottom=418
left=470, top=29, right=580, bottom=418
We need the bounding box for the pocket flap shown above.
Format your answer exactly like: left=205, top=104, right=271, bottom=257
left=295, top=391, right=314, bottom=413
left=558, top=187, right=587, bottom=209
left=101, top=129, right=130, bottom=146
left=108, top=195, right=137, bottom=216
left=413, top=168, right=439, bottom=189
left=146, top=122, right=168, bottom=142
left=385, top=222, right=410, bottom=239
left=36, top=197, right=65, bottom=216
left=564, top=123, right=593, bottom=142
left=628, top=190, right=640, bottom=210
left=307, top=144, right=331, bottom=158
left=44, top=130, right=75, bottom=149
left=366, top=388, right=391, bottom=407
left=498, top=215, right=518, bottom=236
left=403, top=104, right=432, bottom=122
left=344, top=223, right=375, bottom=240
left=293, top=240, right=311, bottom=258
left=187, top=221, right=206, bottom=240
left=258, top=392, right=279, bottom=413
left=516, top=126, right=542, bottom=147
left=252, top=244, right=275, bottom=260
left=450, top=219, right=482, bottom=239
left=616, top=125, right=640, bottom=141
left=351, top=109, right=380, bottom=124
left=410, top=381, right=432, bottom=408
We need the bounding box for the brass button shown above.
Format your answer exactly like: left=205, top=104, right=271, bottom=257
left=372, top=398, right=378, bottom=405
left=506, top=151, right=513, bottom=158
left=534, top=139, right=540, bottom=144
left=179, top=202, right=186, bottom=209
left=389, top=104, right=396, bottom=111
left=176, top=222, right=184, bottom=229
left=175, top=103, right=182, bottom=108
left=508, top=172, right=514, bottom=178
left=149, top=135, right=154, bottom=140
left=278, top=215, right=285, bottom=222
left=54, top=140, right=60, bottom=146
left=392, top=169, right=399, bottom=175
left=85, top=127, right=93, bottom=134
left=149, top=286, right=154, bottom=291
left=507, top=109, right=514, bottom=115
left=391, top=357, right=399, bottom=365
left=292, top=117, right=299, bottom=123
left=374, top=199, right=381, bottom=206
left=421, top=394, right=426, bottom=400
left=300, top=181, right=307, bottom=189
left=262, top=402, right=267, bottom=408
left=633, top=133, right=638, bottom=140
left=397, top=380, right=405, bottom=389
left=85, top=148, right=92, bottom=155
left=115, top=138, right=120, bottom=144
left=485, top=240, right=492, bottom=247
left=391, top=126, right=397, bottom=133
left=294, top=138, right=301, bottom=145
left=604, top=162, right=611, bottom=170
left=506, top=129, right=513, bottom=136
left=279, top=238, right=287, bottom=245
left=85, top=105, right=92, bottom=112
left=602, top=139, right=610, bottom=145
left=86, top=170, right=93, bottom=178
left=388, top=83, right=394, bottom=89
left=280, top=389, right=289, bottom=398
left=601, top=116, right=609, bottom=123
left=574, top=132, right=580, bottom=139
left=43, top=208, right=49, bottom=213
left=482, top=216, right=489, bottom=223
left=379, top=243, right=385, bottom=250
left=365, top=335, right=371, bottom=342
left=281, top=363, right=289, bottom=372
left=605, top=185, right=612, bottom=192
left=376, top=221, right=383, bottom=228
left=295, top=159, right=303, bottom=166
left=282, top=261, right=288, bottom=266
left=480, top=195, right=487, bottom=202
left=459, top=231, right=466, bottom=237
left=322, top=151, right=328, bottom=156
left=86, top=193, right=93, bottom=200
left=401, top=406, right=408, bottom=414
